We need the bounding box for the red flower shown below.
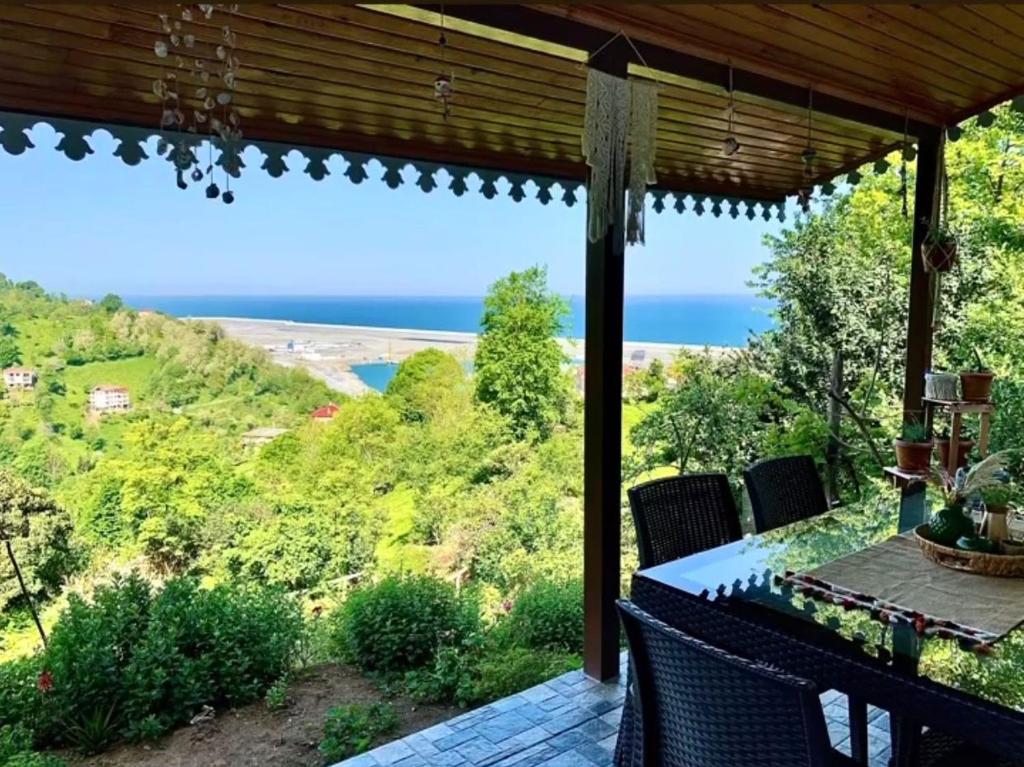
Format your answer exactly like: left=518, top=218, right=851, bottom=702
left=37, top=670, right=54, bottom=694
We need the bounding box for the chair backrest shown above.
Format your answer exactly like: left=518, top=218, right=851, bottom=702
left=617, top=600, right=834, bottom=767
left=743, top=455, right=829, bottom=534
left=627, top=474, right=742, bottom=569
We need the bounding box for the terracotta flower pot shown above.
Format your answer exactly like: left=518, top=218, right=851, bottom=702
left=935, top=438, right=974, bottom=470
left=894, top=440, right=933, bottom=472
left=922, top=237, right=957, bottom=273
left=960, top=371, right=995, bottom=402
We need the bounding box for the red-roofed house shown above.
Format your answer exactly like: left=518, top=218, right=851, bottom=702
left=90, top=385, right=131, bottom=413
left=3, top=368, right=37, bottom=390
left=311, top=403, right=340, bottom=422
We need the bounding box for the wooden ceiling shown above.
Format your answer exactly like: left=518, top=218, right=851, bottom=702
left=0, top=4, right=1021, bottom=202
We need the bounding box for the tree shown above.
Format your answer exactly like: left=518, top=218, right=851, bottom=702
left=387, top=348, right=469, bottom=422
left=0, top=471, right=78, bottom=645
left=0, top=336, right=20, bottom=368
left=99, top=293, right=124, bottom=313
left=474, top=267, right=570, bottom=440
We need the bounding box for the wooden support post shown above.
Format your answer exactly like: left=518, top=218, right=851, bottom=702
left=902, top=129, right=943, bottom=427
left=583, top=42, right=628, bottom=682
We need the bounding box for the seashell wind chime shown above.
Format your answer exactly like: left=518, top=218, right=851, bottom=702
left=153, top=3, right=242, bottom=203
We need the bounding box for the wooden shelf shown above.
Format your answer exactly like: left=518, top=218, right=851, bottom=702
left=884, top=466, right=930, bottom=489
left=923, top=398, right=995, bottom=414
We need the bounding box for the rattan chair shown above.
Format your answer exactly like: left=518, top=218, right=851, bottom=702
left=743, top=455, right=830, bottom=534
left=617, top=599, right=856, bottom=767
left=627, top=474, right=742, bottom=569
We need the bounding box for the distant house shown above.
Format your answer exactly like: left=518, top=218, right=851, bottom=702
left=242, top=427, right=287, bottom=447
left=90, top=385, right=131, bottom=413
left=3, top=368, right=37, bottom=390
left=311, top=403, right=340, bottom=422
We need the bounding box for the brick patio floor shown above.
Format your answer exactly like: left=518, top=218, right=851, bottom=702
left=331, top=657, right=893, bottom=767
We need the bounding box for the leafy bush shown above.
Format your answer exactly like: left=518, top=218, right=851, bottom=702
left=1, top=574, right=303, bottom=751
left=264, top=677, right=289, bottom=712
left=503, top=580, right=584, bottom=654
left=0, top=724, right=64, bottom=767
left=331, top=575, right=479, bottom=673
left=405, top=644, right=480, bottom=707
left=471, top=647, right=579, bottom=703
left=319, top=702, right=398, bottom=763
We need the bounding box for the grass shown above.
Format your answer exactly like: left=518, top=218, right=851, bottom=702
left=374, top=487, right=432, bottom=574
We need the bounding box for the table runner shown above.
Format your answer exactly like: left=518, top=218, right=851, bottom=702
left=785, top=533, right=1024, bottom=648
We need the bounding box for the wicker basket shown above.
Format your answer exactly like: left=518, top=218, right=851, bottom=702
left=915, top=525, right=1024, bottom=577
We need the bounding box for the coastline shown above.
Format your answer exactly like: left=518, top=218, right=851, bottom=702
left=197, top=316, right=734, bottom=396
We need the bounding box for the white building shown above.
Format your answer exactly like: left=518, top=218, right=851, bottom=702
left=3, top=368, right=37, bottom=390
left=90, top=385, right=131, bottom=413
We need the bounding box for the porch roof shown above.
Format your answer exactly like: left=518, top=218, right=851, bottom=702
left=0, top=4, right=1022, bottom=205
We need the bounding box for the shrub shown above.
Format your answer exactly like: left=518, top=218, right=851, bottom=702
left=0, top=724, right=65, bottom=767
left=18, top=574, right=302, bottom=750
left=318, top=703, right=398, bottom=763
left=504, top=580, right=584, bottom=654
left=471, top=647, right=579, bottom=704
left=264, top=677, right=289, bottom=712
left=0, top=656, right=48, bottom=736
left=331, top=575, right=479, bottom=673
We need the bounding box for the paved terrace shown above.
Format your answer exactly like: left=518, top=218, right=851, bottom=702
left=331, top=658, right=893, bottom=767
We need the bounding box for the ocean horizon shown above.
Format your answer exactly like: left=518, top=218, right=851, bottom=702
left=124, top=294, right=775, bottom=348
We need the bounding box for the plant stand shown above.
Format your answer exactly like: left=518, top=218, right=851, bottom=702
left=924, top=397, right=994, bottom=476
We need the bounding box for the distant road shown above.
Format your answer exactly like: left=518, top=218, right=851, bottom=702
left=200, top=316, right=728, bottom=395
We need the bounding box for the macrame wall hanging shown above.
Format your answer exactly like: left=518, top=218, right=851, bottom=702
left=582, top=67, right=659, bottom=246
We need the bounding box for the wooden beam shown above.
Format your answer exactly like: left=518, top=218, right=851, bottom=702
left=428, top=5, right=938, bottom=138
left=902, top=128, right=943, bottom=425
left=582, top=37, right=627, bottom=683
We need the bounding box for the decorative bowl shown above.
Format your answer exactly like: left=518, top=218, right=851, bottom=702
left=915, top=525, right=1024, bottom=577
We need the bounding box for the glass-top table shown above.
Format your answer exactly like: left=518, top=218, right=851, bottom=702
left=627, top=493, right=1024, bottom=764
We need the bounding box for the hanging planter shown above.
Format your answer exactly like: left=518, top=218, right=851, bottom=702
left=922, top=223, right=958, bottom=273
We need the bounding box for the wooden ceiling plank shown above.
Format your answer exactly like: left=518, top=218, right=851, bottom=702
left=0, top=17, right=592, bottom=140
left=527, top=3, right=943, bottom=125
left=656, top=88, right=897, bottom=152
left=928, top=6, right=1024, bottom=62
left=460, top=4, right=942, bottom=129
left=0, top=58, right=582, bottom=161
left=82, top=3, right=588, bottom=109
left=652, top=5, right=970, bottom=111
left=823, top=5, right=1020, bottom=88
left=39, top=6, right=590, bottom=121
left=767, top=4, right=1011, bottom=94
left=0, top=85, right=595, bottom=183
left=871, top=5, right=1024, bottom=81
left=282, top=4, right=585, bottom=83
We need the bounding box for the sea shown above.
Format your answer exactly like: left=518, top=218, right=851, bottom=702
left=124, top=295, right=775, bottom=392
left=124, top=295, right=774, bottom=346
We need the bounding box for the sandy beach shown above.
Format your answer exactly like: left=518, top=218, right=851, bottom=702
left=202, top=316, right=723, bottom=396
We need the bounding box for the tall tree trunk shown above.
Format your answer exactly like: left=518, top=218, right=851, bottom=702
left=826, top=350, right=844, bottom=505
left=4, top=539, right=47, bottom=648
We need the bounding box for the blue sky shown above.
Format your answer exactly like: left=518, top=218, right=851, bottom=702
left=0, top=125, right=782, bottom=297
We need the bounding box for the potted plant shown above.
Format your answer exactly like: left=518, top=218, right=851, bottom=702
left=980, top=482, right=1017, bottom=546
left=925, top=452, right=1011, bottom=548
left=934, top=428, right=975, bottom=471
left=894, top=421, right=932, bottom=472
left=961, top=347, right=995, bottom=402
left=921, top=221, right=958, bottom=273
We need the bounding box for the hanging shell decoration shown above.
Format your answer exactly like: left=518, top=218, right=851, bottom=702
left=154, top=3, right=242, bottom=202
left=434, top=74, right=454, bottom=120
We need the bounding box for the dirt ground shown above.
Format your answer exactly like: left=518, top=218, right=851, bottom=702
left=65, top=664, right=459, bottom=767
